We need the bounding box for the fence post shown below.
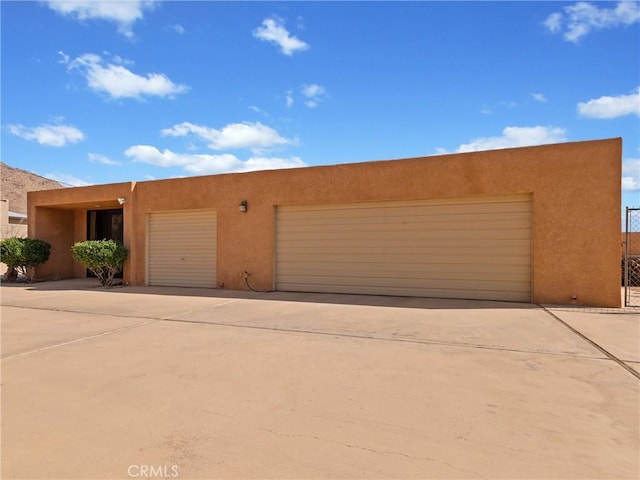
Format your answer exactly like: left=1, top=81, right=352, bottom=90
left=625, top=207, right=640, bottom=307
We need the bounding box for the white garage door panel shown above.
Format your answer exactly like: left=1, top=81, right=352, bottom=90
left=278, top=249, right=532, bottom=264
left=274, top=282, right=529, bottom=303
left=277, top=262, right=530, bottom=279
left=278, top=241, right=530, bottom=257
left=276, top=195, right=532, bottom=302
left=278, top=214, right=531, bottom=230
left=148, top=210, right=216, bottom=287
left=277, top=275, right=530, bottom=291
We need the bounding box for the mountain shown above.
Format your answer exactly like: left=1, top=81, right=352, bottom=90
left=0, top=162, right=63, bottom=215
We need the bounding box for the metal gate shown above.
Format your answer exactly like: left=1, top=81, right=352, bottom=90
left=624, top=207, right=640, bottom=307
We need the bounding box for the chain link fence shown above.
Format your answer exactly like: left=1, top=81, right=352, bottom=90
left=624, top=207, right=640, bottom=307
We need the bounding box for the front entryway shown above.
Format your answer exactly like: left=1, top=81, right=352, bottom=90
left=87, top=208, right=124, bottom=278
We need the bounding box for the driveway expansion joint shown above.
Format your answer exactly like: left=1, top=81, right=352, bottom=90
left=159, top=316, right=608, bottom=360
left=540, top=305, right=640, bottom=380
left=1, top=318, right=162, bottom=362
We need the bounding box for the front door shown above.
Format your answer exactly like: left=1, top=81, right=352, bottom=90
left=87, top=209, right=123, bottom=242
left=87, top=209, right=124, bottom=277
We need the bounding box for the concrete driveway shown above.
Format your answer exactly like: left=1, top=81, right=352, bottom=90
left=1, top=279, right=639, bottom=479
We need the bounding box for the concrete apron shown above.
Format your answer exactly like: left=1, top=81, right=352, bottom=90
left=1, top=279, right=639, bottom=479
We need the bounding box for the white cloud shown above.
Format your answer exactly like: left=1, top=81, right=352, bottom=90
left=249, top=105, right=270, bottom=118
left=543, top=12, right=563, bottom=33
left=161, top=121, right=290, bottom=153
left=480, top=104, right=493, bottom=115
left=45, top=0, right=156, bottom=38
left=577, top=87, right=640, bottom=119
left=480, top=100, right=517, bottom=115
left=58, top=51, right=70, bottom=64
left=88, top=153, right=121, bottom=166
left=622, top=158, right=640, bottom=191
left=446, top=126, right=568, bottom=153
left=125, top=145, right=241, bottom=172
left=170, top=23, right=185, bottom=34
left=44, top=172, right=92, bottom=187
left=531, top=92, right=548, bottom=102
left=237, top=156, right=306, bottom=173
left=286, top=90, right=294, bottom=108
left=62, top=52, right=189, bottom=100
left=7, top=122, right=85, bottom=147
left=301, top=84, right=324, bottom=98
left=253, top=16, right=309, bottom=56
left=544, top=1, right=640, bottom=43
left=301, top=83, right=327, bottom=108
left=125, top=145, right=306, bottom=174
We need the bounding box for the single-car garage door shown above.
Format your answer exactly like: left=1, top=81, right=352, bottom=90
left=148, top=209, right=217, bottom=287
left=276, top=195, right=532, bottom=302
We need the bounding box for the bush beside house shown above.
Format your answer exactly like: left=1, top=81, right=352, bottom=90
left=71, top=240, right=128, bottom=287
left=0, top=237, right=51, bottom=282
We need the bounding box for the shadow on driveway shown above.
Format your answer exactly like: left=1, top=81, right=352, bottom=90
left=2, top=277, right=540, bottom=311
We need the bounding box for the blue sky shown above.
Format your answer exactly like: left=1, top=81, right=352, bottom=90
left=2, top=1, right=639, bottom=215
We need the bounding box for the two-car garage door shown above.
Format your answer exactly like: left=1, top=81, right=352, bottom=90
left=275, top=195, right=532, bottom=302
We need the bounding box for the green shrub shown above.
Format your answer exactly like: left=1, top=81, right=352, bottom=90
left=71, top=240, right=128, bottom=287
left=0, top=237, right=51, bottom=282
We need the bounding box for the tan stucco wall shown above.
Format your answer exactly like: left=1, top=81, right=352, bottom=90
left=28, top=207, right=75, bottom=279
left=1, top=200, right=8, bottom=228
left=28, top=138, right=622, bottom=307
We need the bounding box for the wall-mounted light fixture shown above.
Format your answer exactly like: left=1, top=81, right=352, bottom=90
left=238, top=200, right=248, bottom=212
left=117, top=197, right=127, bottom=205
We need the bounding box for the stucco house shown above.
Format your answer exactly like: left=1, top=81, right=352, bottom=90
left=28, top=138, right=622, bottom=307
left=1, top=199, right=28, bottom=239
left=1, top=199, right=29, bottom=276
